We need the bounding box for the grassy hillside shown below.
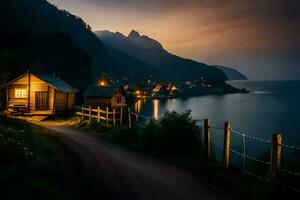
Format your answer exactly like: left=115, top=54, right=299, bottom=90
left=0, top=0, right=155, bottom=81
left=0, top=116, right=80, bottom=200
left=0, top=32, right=92, bottom=90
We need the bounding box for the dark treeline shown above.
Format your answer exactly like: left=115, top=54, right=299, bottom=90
left=0, top=0, right=158, bottom=80
left=0, top=31, right=92, bottom=90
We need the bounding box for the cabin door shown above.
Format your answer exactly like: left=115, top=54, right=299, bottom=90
left=35, top=91, right=48, bottom=111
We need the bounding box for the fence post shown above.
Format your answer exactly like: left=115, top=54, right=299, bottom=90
left=270, top=133, right=282, bottom=184
left=81, top=104, right=84, bottom=120
left=113, top=108, right=116, bottom=126
left=223, top=122, right=231, bottom=169
left=88, top=106, right=92, bottom=123
left=204, top=119, right=211, bottom=160
left=120, top=107, right=123, bottom=125
left=128, top=107, right=132, bottom=129
left=106, top=107, right=109, bottom=125
left=97, top=106, right=100, bottom=123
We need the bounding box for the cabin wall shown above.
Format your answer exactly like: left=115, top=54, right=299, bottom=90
left=7, top=74, right=50, bottom=111
left=7, top=84, right=27, bottom=107
left=111, top=95, right=126, bottom=107
left=55, top=91, right=68, bottom=112
left=29, top=75, right=49, bottom=111
left=67, top=93, right=76, bottom=111
left=48, top=87, right=55, bottom=112
left=84, top=97, right=111, bottom=108
left=111, top=90, right=126, bottom=108
left=6, top=73, right=76, bottom=115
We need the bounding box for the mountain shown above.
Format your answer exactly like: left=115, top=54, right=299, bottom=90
left=0, top=32, right=92, bottom=92
left=0, top=0, right=153, bottom=81
left=213, top=65, right=248, bottom=80
left=95, top=30, right=227, bottom=81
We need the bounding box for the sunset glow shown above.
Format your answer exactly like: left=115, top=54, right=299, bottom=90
left=49, top=0, right=300, bottom=80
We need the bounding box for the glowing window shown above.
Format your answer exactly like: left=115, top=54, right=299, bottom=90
left=15, top=89, right=27, bottom=98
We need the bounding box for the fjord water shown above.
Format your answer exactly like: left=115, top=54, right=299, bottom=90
left=136, top=80, right=300, bottom=146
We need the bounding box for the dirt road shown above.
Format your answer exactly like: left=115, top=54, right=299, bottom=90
left=42, top=125, right=235, bottom=200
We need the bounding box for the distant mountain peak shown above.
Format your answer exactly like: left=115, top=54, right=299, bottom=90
left=128, top=30, right=140, bottom=38
left=115, top=31, right=125, bottom=37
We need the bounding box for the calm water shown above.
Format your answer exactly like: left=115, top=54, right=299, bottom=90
left=135, top=80, right=300, bottom=146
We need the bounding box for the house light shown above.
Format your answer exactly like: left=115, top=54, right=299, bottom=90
left=98, top=80, right=107, bottom=86
left=171, top=86, right=177, bottom=91
left=15, top=89, right=27, bottom=98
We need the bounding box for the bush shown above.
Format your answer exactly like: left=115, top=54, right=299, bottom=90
left=142, top=110, right=201, bottom=155
left=106, top=127, right=141, bottom=151
left=0, top=91, right=5, bottom=111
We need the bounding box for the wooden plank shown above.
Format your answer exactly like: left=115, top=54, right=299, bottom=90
left=106, top=107, right=109, bottom=125
left=120, top=107, right=123, bottom=125
left=113, top=108, right=116, bottom=126
left=82, top=107, right=90, bottom=111
left=270, top=133, right=282, bottom=184
left=27, top=70, right=30, bottom=112
left=128, top=107, right=131, bottom=129
left=88, top=106, right=92, bottom=122
left=223, top=122, right=231, bottom=169
left=204, top=119, right=211, bottom=161
left=97, top=106, right=100, bottom=122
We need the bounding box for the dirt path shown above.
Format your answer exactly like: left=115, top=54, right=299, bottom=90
left=40, top=124, right=235, bottom=200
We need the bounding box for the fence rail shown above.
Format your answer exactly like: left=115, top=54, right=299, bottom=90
left=76, top=105, right=127, bottom=126
left=75, top=107, right=300, bottom=191
left=207, top=119, right=300, bottom=192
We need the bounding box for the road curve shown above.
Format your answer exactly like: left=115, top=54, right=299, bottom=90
left=43, top=125, right=235, bottom=200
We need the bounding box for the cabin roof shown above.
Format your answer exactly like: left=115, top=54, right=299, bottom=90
left=83, top=85, right=121, bottom=98
left=35, top=74, right=79, bottom=93
left=2, top=72, right=79, bottom=93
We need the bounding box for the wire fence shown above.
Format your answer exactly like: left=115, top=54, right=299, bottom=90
left=209, top=123, right=300, bottom=192
left=123, top=111, right=300, bottom=192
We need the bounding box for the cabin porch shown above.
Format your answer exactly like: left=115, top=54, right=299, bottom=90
left=5, top=108, right=53, bottom=116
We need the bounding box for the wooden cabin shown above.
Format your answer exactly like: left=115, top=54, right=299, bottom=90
left=83, top=86, right=126, bottom=108
left=3, top=72, right=79, bottom=115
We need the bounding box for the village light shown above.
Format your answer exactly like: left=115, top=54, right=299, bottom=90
left=171, top=86, right=177, bottom=91
left=135, top=90, right=140, bottom=95
left=98, top=80, right=107, bottom=86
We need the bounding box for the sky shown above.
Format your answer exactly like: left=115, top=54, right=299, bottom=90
left=48, top=0, right=300, bottom=80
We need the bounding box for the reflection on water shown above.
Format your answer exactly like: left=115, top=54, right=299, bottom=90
left=134, top=99, right=146, bottom=114
left=133, top=81, right=300, bottom=146
left=153, top=99, right=159, bottom=120
left=133, top=99, right=160, bottom=120
left=130, top=80, right=300, bottom=170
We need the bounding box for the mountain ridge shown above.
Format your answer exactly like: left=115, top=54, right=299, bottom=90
left=95, top=30, right=227, bottom=81
left=213, top=65, right=248, bottom=80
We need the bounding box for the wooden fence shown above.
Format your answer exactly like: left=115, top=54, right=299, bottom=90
left=75, top=108, right=300, bottom=191
left=76, top=105, right=133, bottom=127
left=204, top=119, right=300, bottom=192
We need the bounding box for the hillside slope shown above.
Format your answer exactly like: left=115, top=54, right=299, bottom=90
left=95, top=30, right=227, bottom=81
left=0, top=0, right=153, bottom=81
left=213, top=65, right=248, bottom=80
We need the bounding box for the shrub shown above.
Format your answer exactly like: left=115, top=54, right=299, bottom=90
left=142, top=110, right=201, bottom=155
left=106, top=127, right=141, bottom=151
left=0, top=91, right=5, bottom=111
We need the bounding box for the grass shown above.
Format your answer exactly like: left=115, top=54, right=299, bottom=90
left=0, top=115, right=80, bottom=200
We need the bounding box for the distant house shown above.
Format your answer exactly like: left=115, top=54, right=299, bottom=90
left=3, top=71, right=78, bottom=115
left=83, top=86, right=126, bottom=108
